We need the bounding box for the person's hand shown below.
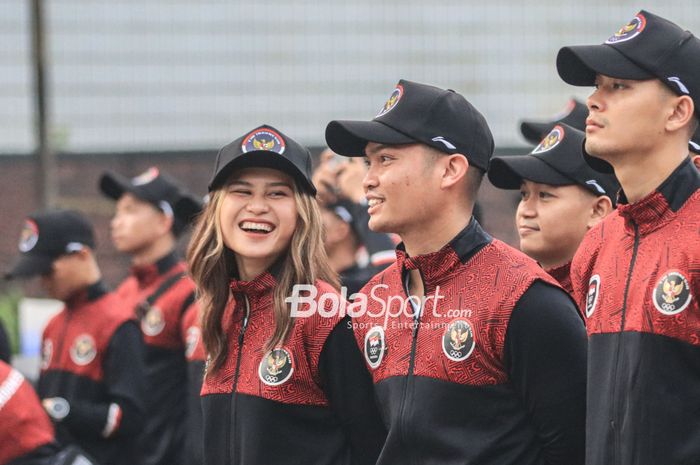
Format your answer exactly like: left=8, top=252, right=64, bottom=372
left=42, top=397, right=70, bottom=421
left=336, top=157, right=367, bottom=204
left=313, top=149, right=342, bottom=206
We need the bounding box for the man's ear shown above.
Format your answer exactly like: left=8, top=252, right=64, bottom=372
left=440, top=154, right=469, bottom=189
left=666, top=95, right=695, bottom=134
left=587, top=195, right=613, bottom=229
left=156, top=210, right=175, bottom=236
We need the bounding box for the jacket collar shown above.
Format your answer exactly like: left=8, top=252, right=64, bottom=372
left=65, top=280, right=110, bottom=309
left=617, top=157, right=700, bottom=235
left=395, top=217, right=492, bottom=287
left=131, top=250, right=180, bottom=287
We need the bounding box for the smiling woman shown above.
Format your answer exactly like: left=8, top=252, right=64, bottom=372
left=186, top=124, right=386, bottom=465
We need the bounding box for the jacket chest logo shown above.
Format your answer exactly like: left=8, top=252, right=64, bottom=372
left=442, top=319, right=475, bottom=362
left=259, top=348, right=294, bottom=386
left=364, top=326, right=387, bottom=369
left=185, top=326, right=201, bottom=358
left=653, top=271, right=692, bottom=315
left=586, top=274, right=601, bottom=318
left=41, top=339, right=53, bottom=370
left=70, top=334, right=97, bottom=366
left=141, top=306, right=166, bottom=336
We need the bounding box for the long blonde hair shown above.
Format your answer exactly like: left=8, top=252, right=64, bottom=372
left=187, top=178, right=338, bottom=375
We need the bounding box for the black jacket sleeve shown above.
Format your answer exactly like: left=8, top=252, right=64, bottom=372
left=0, top=321, right=11, bottom=363
left=62, top=321, right=146, bottom=439
left=318, top=316, right=387, bottom=465
left=504, top=280, right=587, bottom=465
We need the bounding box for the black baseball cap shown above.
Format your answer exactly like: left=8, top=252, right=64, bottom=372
left=488, top=124, right=619, bottom=204
left=325, top=79, right=494, bottom=170
left=5, top=210, right=96, bottom=280
left=690, top=127, right=700, bottom=155
left=209, top=124, right=316, bottom=195
left=99, top=167, right=202, bottom=236
left=557, top=10, right=700, bottom=117
left=520, top=99, right=588, bottom=145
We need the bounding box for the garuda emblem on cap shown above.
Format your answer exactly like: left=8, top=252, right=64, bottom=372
left=376, top=84, right=404, bottom=118
left=606, top=13, right=646, bottom=44
left=18, top=219, right=39, bottom=252
left=242, top=128, right=286, bottom=155
left=132, top=167, right=160, bottom=186
left=532, top=125, right=565, bottom=154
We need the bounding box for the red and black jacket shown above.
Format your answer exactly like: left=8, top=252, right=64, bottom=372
left=200, top=272, right=386, bottom=465
left=115, top=251, right=195, bottom=465
left=353, top=219, right=587, bottom=465
left=181, top=304, right=205, bottom=465
left=37, top=281, right=145, bottom=465
left=0, top=361, right=58, bottom=465
left=571, top=158, right=700, bottom=465
left=546, top=262, right=573, bottom=295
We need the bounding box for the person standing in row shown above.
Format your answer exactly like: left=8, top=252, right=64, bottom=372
left=326, top=79, right=586, bottom=465
left=187, top=124, right=386, bottom=465
left=99, top=168, right=202, bottom=465
left=5, top=210, right=145, bottom=465
left=488, top=124, right=618, bottom=294
left=557, top=10, right=700, bottom=465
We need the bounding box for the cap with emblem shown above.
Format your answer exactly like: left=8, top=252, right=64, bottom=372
left=99, top=167, right=202, bottom=236
left=488, top=123, right=619, bottom=204
left=557, top=10, right=700, bottom=111
left=325, top=79, right=494, bottom=170
left=557, top=11, right=700, bottom=172
left=5, top=210, right=96, bottom=280
left=209, top=124, right=316, bottom=195
left=520, top=99, right=588, bottom=145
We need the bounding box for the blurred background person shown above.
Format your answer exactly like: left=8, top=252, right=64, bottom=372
left=99, top=168, right=202, bottom=465
left=4, top=210, right=145, bottom=465
left=314, top=149, right=396, bottom=294
left=519, top=98, right=588, bottom=145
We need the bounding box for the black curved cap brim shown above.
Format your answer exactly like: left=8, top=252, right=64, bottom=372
left=557, top=45, right=655, bottom=86
left=5, top=254, right=53, bottom=280
left=325, top=120, right=416, bottom=157
left=99, top=172, right=132, bottom=201
left=520, top=121, right=556, bottom=145
left=488, top=156, right=574, bottom=189
left=209, top=151, right=316, bottom=195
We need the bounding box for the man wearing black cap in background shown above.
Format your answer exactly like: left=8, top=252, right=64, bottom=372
left=489, top=124, right=618, bottom=294
left=314, top=149, right=397, bottom=295
left=4, top=210, right=145, bottom=465
left=325, top=79, right=586, bottom=465
left=99, top=167, right=202, bottom=465
left=557, top=10, right=700, bottom=465
left=520, top=98, right=588, bottom=145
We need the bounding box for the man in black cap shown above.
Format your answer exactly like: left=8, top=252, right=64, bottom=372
left=557, top=10, right=700, bottom=465
left=325, top=79, right=586, bottom=465
left=520, top=98, right=588, bottom=145
left=4, top=209, right=145, bottom=465
left=489, top=124, right=618, bottom=294
left=99, top=167, right=202, bottom=465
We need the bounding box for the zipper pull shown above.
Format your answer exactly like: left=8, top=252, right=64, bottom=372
left=238, top=296, right=250, bottom=345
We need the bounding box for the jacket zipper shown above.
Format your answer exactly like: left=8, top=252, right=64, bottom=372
left=228, top=295, right=250, bottom=465
left=611, top=221, right=640, bottom=464
left=397, top=269, right=427, bottom=464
